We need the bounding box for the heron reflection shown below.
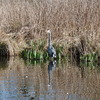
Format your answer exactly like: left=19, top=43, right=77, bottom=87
left=48, top=60, right=56, bottom=86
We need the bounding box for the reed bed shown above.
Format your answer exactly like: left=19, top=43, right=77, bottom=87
left=0, top=0, right=99, bottom=61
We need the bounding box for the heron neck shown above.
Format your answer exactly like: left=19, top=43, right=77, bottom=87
left=48, top=32, right=51, bottom=46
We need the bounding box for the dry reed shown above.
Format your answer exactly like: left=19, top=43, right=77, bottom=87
left=0, top=0, right=100, bottom=55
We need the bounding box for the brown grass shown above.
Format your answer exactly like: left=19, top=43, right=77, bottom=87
left=0, top=0, right=100, bottom=55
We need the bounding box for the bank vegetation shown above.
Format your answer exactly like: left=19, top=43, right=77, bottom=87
left=0, top=0, right=99, bottom=61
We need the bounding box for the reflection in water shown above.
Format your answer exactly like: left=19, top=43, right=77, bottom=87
left=67, top=94, right=87, bottom=100
left=47, top=60, right=57, bottom=99
left=0, top=57, right=99, bottom=100
left=19, top=75, right=29, bottom=97
left=0, top=57, right=9, bottom=69
left=48, top=60, right=56, bottom=86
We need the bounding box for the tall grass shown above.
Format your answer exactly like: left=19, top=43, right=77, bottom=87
left=0, top=0, right=100, bottom=56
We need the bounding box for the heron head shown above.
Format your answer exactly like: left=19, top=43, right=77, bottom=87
left=46, top=30, right=51, bottom=34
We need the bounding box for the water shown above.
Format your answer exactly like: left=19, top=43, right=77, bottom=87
left=0, top=57, right=100, bottom=100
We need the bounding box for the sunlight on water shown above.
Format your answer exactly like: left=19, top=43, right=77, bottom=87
left=0, top=57, right=100, bottom=100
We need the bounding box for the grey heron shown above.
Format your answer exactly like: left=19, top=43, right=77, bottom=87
left=47, top=30, right=56, bottom=58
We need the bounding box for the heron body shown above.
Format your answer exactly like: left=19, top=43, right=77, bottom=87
left=47, top=45, right=56, bottom=58
left=47, top=30, right=56, bottom=58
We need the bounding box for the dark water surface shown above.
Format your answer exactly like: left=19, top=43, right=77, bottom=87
left=0, top=57, right=100, bottom=100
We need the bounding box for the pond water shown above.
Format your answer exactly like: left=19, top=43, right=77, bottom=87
left=0, top=57, right=100, bottom=100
